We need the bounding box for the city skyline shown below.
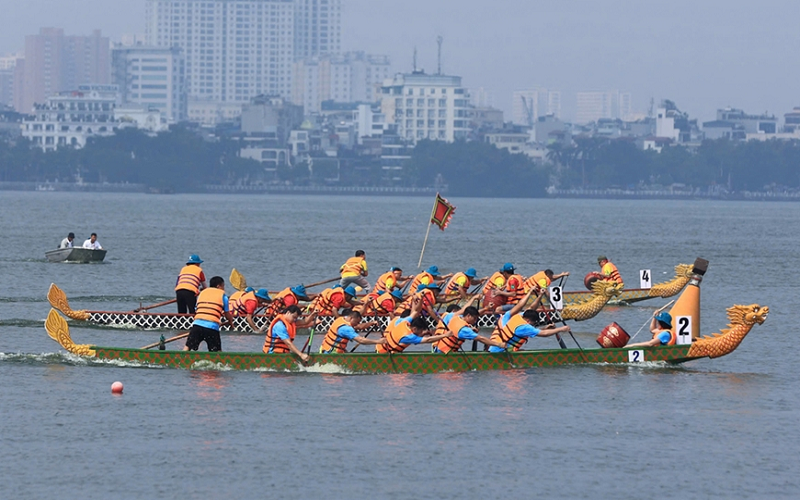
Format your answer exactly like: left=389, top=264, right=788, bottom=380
left=0, top=0, right=798, bottom=122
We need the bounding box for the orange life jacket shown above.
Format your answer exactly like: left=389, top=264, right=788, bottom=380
left=410, top=272, right=433, bottom=293
left=364, top=292, right=396, bottom=315
left=193, top=288, right=226, bottom=324
left=505, top=274, right=527, bottom=305
left=313, top=287, right=348, bottom=315
left=229, top=290, right=245, bottom=309
left=394, top=289, right=435, bottom=316
left=266, top=288, right=294, bottom=316
left=655, top=329, right=677, bottom=346
left=490, top=313, right=530, bottom=351
left=524, top=271, right=551, bottom=293
left=483, top=272, right=506, bottom=294
left=263, top=315, right=297, bottom=354
left=445, top=272, right=469, bottom=296
left=433, top=314, right=471, bottom=353
left=602, top=262, right=623, bottom=285
left=319, top=317, right=353, bottom=354
left=376, top=318, right=413, bottom=354
left=175, top=265, right=203, bottom=294
left=230, top=290, right=256, bottom=317
left=341, top=257, right=365, bottom=277
left=373, top=271, right=397, bottom=295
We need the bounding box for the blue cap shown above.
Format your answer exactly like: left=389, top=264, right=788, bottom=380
left=254, top=288, right=271, bottom=301
left=245, top=287, right=255, bottom=293
left=344, top=285, right=358, bottom=297
left=501, top=262, right=515, bottom=273
left=465, top=267, right=477, bottom=278
left=425, top=283, right=441, bottom=292
left=390, top=289, right=404, bottom=300
left=187, top=254, right=203, bottom=264
left=291, top=285, right=309, bottom=299
left=426, top=265, right=441, bottom=276
left=332, top=283, right=342, bottom=289
left=655, top=311, right=673, bottom=329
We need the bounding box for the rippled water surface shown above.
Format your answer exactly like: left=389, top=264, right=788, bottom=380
left=1, top=192, right=798, bottom=499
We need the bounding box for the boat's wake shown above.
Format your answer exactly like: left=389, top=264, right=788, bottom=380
left=0, top=351, right=166, bottom=369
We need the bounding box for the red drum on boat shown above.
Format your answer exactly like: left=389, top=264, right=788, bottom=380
left=584, top=271, right=603, bottom=290
left=596, top=322, right=630, bottom=348
left=482, top=289, right=507, bottom=311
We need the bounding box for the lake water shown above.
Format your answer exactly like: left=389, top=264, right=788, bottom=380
left=0, top=191, right=797, bottom=499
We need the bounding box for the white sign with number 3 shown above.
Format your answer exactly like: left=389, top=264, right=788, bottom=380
left=548, top=286, right=564, bottom=311
left=674, top=315, right=693, bottom=345
left=639, top=269, right=652, bottom=289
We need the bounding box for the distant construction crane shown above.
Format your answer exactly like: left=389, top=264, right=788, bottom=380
left=520, top=95, right=535, bottom=127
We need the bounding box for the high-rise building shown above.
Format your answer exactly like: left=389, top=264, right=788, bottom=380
left=512, top=88, right=561, bottom=126
left=0, top=56, right=17, bottom=107
left=14, top=28, right=110, bottom=113
left=575, top=90, right=632, bottom=124
left=380, top=72, right=471, bottom=143
left=145, top=0, right=295, bottom=103
left=293, top=52, right=391, bottom=113
left=112, top=45, right=187, bottom=122
left=294, top=0, right=341, bottom=60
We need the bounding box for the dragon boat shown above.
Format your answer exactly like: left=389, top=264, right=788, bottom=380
left=43, top=299, right=768, bottom=373
left=559, top=260, right=704, bottom=307
left=46, top=279, right=624, bottom=333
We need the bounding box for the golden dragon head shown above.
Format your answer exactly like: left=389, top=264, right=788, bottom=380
left=675, top=263, right=694, bottom=278
left=590, top=279, right=624, bottom=298
left=726, top=304, right=769, bottom=326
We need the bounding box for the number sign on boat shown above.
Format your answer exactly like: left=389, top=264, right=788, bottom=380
left=675, top=315, right=693, bottom=345
left=639, top=269, right=652, bottom=289
left=628, top=350, right=644, bottom=363
left=549, top=286, right=564, bottom=310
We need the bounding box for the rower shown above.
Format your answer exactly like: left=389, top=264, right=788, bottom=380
left=230, top=288, right=272, bottom=332
left=228, top=286, right=253, bottom=310
left=371, top=267, right=408, bottom=297
left=263, top=305, right=313, bottom=363
left=311, top=285, right=359, bottom=317
left=432, top=298, right=505, bottom=353
left=175, top=254, right=207, bottom=314
left=394, top=283, right=440, bottom=318
left=597, top=255, right=624, bottom=286
left=489, top=270, right=527, bottom=314
left=339, top=250, right=370, bottom=293
left=480, top=262, right=516, bottom=313
left=183, top=276, right=233, bottom=352
left=319, top=309, right=384, bottom=353
left=376, top=297, right=451, bottom=354
left=488, top=287, right=570, bottom=352
left=524, top=269, right=569, bottom=295
left=626, top=312, right=675, bottom=348
left=358, top=289, right=404, bottom=316
left=266, top=285, right=311, bottom=317
left=443, top=267, right=483, bottom=303
left=408, top=265, right=451, bottom=293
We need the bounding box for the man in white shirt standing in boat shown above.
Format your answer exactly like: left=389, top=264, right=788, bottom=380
left=59, top=233, right=75, bottom=249
left=82, top=233, right=102, bottom=250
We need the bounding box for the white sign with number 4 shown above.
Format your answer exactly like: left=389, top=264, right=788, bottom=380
left=548, top=286, right=564, bottom=311
left=674, top=315, right=693, bottom=345
left=639, top=269, right=652, bottom=289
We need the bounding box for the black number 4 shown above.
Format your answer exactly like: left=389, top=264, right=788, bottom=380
left=642, top=270, right=650, bottom=282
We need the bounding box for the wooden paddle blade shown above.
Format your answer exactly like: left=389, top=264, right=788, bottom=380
left=230, top=268, right=246, bottom=291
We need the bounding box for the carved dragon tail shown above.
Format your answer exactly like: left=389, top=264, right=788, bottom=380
left=47, top=283, right=90, bottom=320
left=45, top=309, right=96, bottom=357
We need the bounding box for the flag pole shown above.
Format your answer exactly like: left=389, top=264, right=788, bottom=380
left=417, top=195, right=438, bottom=268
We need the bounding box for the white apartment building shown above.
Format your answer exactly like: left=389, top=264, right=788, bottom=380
left=145, top=0, right=295, bottom=103
left=21, top=85, right=119, bottom=151
left=354, top=103, right=387, bottom=144
left=293, top=52, right=391, bottom=113
left=112, top=45, right=187, bottom=122
left=294, top=0, right=341, bottom=60
left=512, top=88, right=561, bottom=126
left=575, top=90, right=632, bottom=124
left=380, top=72, right=470, bottom=143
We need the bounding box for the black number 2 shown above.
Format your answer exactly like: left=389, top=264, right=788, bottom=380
left=631, top=351, right=641, bottom=362
left=677, top=317, right=690, bottom=337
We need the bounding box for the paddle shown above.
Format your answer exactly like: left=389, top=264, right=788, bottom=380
left=133, top=298, right=176, bottom=313
left=142, top=332, right=188, bottom=349
left=550, top=276, right=568, bottom=349
left=627, top=300, right=676, bottom=343
left=230, top=268, right=247, bottom=291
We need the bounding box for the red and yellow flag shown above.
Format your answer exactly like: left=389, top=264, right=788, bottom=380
left=430, top=193, right=456, bottom=231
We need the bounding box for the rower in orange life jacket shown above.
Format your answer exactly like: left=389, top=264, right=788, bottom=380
left=480, top=263, right=517, bottom=314
left=597, top=255, right=623, bottom=286
left=183, top=276, right=233, bottom=352
left=488, top=287, right=570, bottom=352
left=319, top=309, right=384, bottom=353
left=358, top=289, right=404, bottom=316
left=394, top=284, right=440, bottom=318
left=266, top=285, right=310, bottom=317
left=432, top=301, right=506, bottom=353
left=443, top=267, right=483, bottom=302
left=409, top=265, right=451, bottom=293
left=311, top=285, right=359, bottom=316
left=371, top=267, right=407, bottom=298
left=175, top=254, right=207, bottom=314
left=229, top=288, right=272, bottom=332
left=375, top=296, right=451, bottom=354
left=339, top=250, right=370, bottom=293
left=263, top=305, right=310, bottom=363
left=524, top=269, right=570, bottom=294
left=626, top=311, right=676, bottom=348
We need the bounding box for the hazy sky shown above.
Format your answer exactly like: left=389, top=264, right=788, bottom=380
left=2, top=0, right=797, bottom=122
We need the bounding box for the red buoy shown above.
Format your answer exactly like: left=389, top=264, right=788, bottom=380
left=596, top=322, right=630, bottom=348
left=111, top=381, right=124, bottom=394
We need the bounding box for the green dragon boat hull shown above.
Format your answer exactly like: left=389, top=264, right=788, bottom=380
left=89, top=344, right=697, bottom=373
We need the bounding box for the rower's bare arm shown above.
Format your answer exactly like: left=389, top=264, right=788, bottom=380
left=355, top=335, right=385, bottom=346
left=476, top=334, right=505, bottom=349
left=245, top=315, right=258, bottom=332
left=282, top=337, right=310, bottom=363
left=222, top=311, right=234, bottom=329
left=420, top=333, right=451, bottom=344
left=538, top=324, right=570, bottom=338
left=626, top=337, right=660, bottom=348
left=509, top=288, right=537, bottom=316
